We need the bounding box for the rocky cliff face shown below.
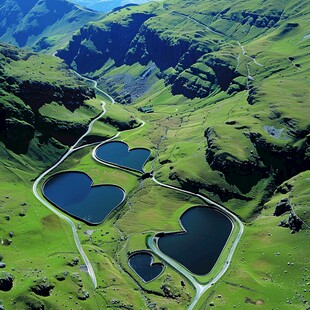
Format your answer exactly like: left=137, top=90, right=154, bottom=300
left=170, top=54, right=241, bottom=98
left=126, top=21, right=193, bottom=70
left=168, top=171, right=252, bottom=202
left=204, top=127, right=268, bottom=194
left=14, top=79, right=94, bottom=112
left=57, top=12, right=155, bottom=73
left=57, top=0, right=283, bottom=100
left=57, top=5, right=241, bottom=99
left=248, top=132, right=310, bottom=184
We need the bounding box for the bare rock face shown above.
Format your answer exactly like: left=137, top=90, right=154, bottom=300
left=58, top=8, right=241, bottom=100
left=0, top=272, right=14, bottom=291
left=13, top=79, right=95, bottom=112
left=248, top=132, right=310, bottom=184
left=287, top=212, right=303, bottom=233
left=77, top=288, right=89, bottom=300
left=168, top=171, right=252, bottom=202
left=278, top=211, right=303, bottom=233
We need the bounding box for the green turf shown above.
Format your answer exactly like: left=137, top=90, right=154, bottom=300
left=1, top=0, right=309, bottom=309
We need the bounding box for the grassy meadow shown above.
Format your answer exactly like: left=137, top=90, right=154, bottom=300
left=1, top=0, right=309, bottom=309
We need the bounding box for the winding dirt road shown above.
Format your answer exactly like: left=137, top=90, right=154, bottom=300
left=33, top=69, right=244, bottom=308
left=32, top=72, right=115, bottom=288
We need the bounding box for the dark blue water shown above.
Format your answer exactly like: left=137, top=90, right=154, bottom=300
left=158, top=206, right=232, bottom=275
left=129, top=252, right=164, bottom=282
left=43, top=172, right=125, bottom=225
left=95, top=141, right=150, bottom=173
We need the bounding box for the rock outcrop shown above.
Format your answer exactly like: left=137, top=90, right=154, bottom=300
left=249, top=132, right=310, bottom=185
left=57, top=12, right=155, bottom=73
left=57, top=7, right=242, bottom=100
left=0, top=272, right=14, bottom=291
left=274, top=198, right=291, bottom=216
left=168, top=171, right=252, bottom=202
left=204, top=127, right=267, bottom=193
left=31, top=279, right=55, bottom=297
left=278, top=211, right=303, bottom=233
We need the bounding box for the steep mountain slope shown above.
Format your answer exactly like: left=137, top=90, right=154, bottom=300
left=57, top=0, right=310, bottom=216
left=0, top=1, right=308, bottom=309
left=0, top=0, right=104, bottom=52
left=55, top=2, right=310, bottom=307
left=0, top=43, right=145, bottom=310
left=0, top=43, right=97, bottom=155
left=70, top=0, right=152, bottom=12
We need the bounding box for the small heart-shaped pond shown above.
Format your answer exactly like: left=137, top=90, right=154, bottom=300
left=95, top=141, right=150, bottom=173
left=157, top=206, right=232, bottom=275
left=128, top=252, right=164, bottom=283
left=43, top=171, right=125, bottom=225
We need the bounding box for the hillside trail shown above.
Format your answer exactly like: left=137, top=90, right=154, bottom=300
left=32, top=71, right=119, bottom=288
left=33, top=71, right=146, bottom=289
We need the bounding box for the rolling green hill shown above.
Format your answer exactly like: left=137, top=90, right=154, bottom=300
left=55, top=2, right=310, bottom=306
left=0, top=42, right=98, bottom=155
left=0, top=43, right=142, bottom=309
left=0, top=0, right=309, bottom=309
left=58, top=0, right=310, bottom=217
left=0, top=0, right=104, bottom=52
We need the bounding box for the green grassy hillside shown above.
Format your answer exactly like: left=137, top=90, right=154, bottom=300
left=0, top=43, right=99, bottom=153
left=0, top=0, right=104, bottom=52
left=0, top=0, right=309, bottom=309
left=55, top=0, right=309, bottom=308
left=0, top=43, right=142, bottom=309
left=58, top=0, right=310, bottom=219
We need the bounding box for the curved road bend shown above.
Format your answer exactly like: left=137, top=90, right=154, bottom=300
left=32, top=72, right=117, bottom=288
left=149, top=176, right=244, bottom=310
left=73, top=71, right=115, bottom=104
left=32, top=101, right=108, bottom=288
left=33, top=68, right=145, bottom=288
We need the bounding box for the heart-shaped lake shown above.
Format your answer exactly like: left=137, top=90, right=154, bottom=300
left=95, top=141, right=150, bottom=173
left=157, top=206, right=232, bottom=275
left=128, top=252, right=164, bottom=283
left=43, top=171, right=125, bottom=225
